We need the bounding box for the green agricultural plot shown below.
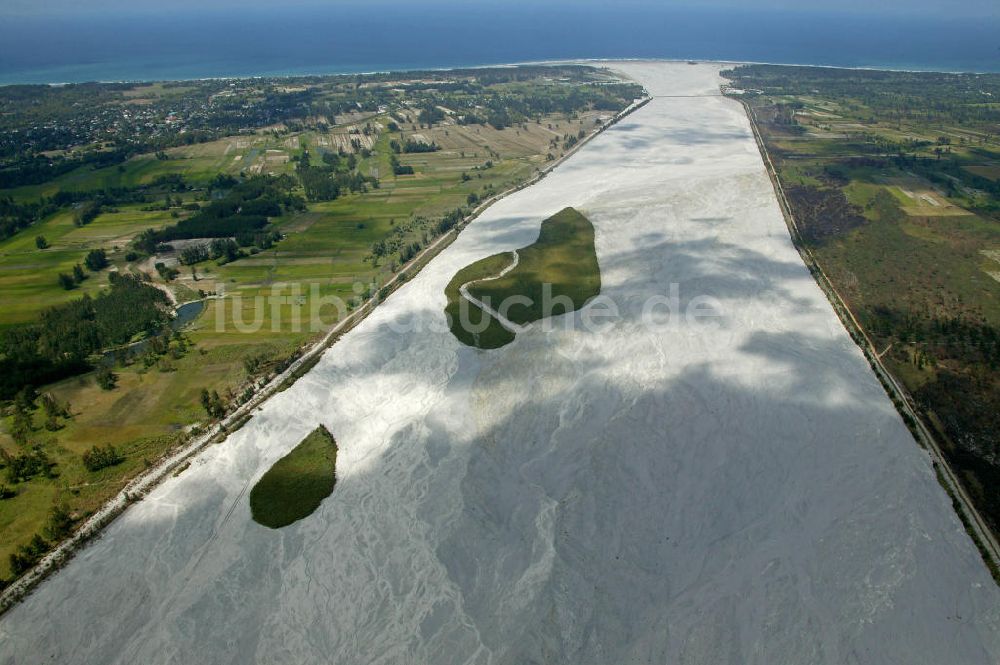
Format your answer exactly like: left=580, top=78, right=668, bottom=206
left=445, top=207, right=601, bottom=349
left=249, top=425, right=337, bottom=529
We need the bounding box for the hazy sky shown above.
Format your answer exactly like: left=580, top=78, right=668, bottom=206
left=2, top=0, right=998, bottom=17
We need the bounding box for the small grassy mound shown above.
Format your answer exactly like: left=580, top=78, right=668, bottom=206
left=249, top=425, right=337, bottom=529
left=444, top=207, right=600, bottom=348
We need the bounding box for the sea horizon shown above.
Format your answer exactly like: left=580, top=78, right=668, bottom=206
left=1, top=4, right=998, bottom=85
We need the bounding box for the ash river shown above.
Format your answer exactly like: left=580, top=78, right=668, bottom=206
left=2, top=62, right=998, bottom=664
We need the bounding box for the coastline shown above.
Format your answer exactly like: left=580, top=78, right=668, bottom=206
left=3, top=56, right=999, bottom=88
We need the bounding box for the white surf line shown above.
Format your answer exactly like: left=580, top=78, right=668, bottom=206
left=457, top=250, right=527, bottom=334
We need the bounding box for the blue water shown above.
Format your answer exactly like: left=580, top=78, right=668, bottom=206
left=99, top=300, right=205, bottom=366
left=0, top=4, right=998, bottom=84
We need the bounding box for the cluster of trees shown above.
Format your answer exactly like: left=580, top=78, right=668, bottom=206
left=38, top=392, right=72, bottom=432
left=3, top=447, right=54, bottom=483
left=785, top=184, right=868, bottom=245
left=0, top=274, right=171, bottom=399
left=199, top=388, right=226, bottom=418
left=435, top=207, right=466, bottom=236
left=57, top=247, right=111, bottom=291
left=297, top=165, right=342, bottom=201
left=915, top=371, right=1000, bottom=509
left=57, top=264, right=88, bottom=291
left=367, top=206, right=467, bottom=268
left=417, top=105, right=446, bottom=126
left=295, top=149, right=377, bottom=202
left=236, top=230, right=278, bottom=250
left=178, top=244, right=209, bottom=265
left=84, top=248, right=108, bottom=271
left=401, top=139, right=439, bottom=154
left=7, top=533, right=50, bottom=577
left=457, top=113, right=485, bottom=126
left=95, top=367, right=117, bottom=390
left=897, top=315, right=1000, bottom=526
left=154, top=261, right=179, bottom=282
left=6, top=504, right=74, bottom=578
left=0, top=148, right=130, bottom=189
left=0, top=391, right=66, bottom=519
left=152, top=211, right=268, bottom=244
left=73, top=201, right=103, bottom=227
left=178, top=230, right=280, bottom=266
left=82, top=444, right=125, bottom=472
left=209, top=238, right=241, bottom=264
left=47, top=273, right=170, bottom=355
left=179, top=238, right=236, bottom=265
left=399, top=241, right=423, bottom=263
left=322, top=151, right=356, bottom=170
left=0, top=196, right=53, bottom=242
left=484, top=107, right=513, bottom=130
left=7, top=390, right=72, bottom=444
left=389, top=154, right=414, bottom=176
left=866, top=308, right=1000, bottom=371
left=242, top=351, right=274, bottom=377
left=134, top=175, right=302, bottom=252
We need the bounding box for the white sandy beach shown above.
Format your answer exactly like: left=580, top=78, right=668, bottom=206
left=1, top=62, right=998, bottom=664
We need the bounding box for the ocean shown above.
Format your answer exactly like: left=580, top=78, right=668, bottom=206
left=0, top=3, right=998, bottom=84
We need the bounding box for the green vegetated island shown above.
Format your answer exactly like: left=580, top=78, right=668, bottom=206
left=722, top=65, right=1000, bottom=548
left=0, top=65, right=642, bottom=582
left=445, top=207, right=601, bottom=348
left=249, top=425, right=337, bottom=529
